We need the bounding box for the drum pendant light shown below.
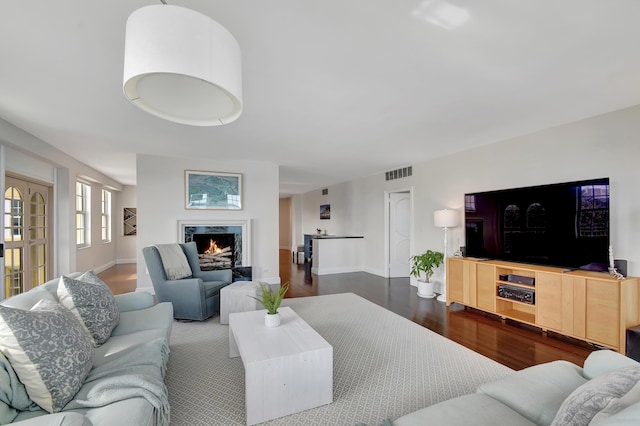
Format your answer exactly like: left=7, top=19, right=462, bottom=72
left=123, top=5, right=242, bottom=126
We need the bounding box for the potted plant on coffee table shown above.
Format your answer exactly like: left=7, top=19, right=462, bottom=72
left=410, top=249, right=444, bottom=299
left=251, top=282, right=290, bottom=327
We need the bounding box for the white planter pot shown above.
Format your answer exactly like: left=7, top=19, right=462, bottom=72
left=265, top=312, right=281, bottom=327
left=417, top=280, right=435, bottom=299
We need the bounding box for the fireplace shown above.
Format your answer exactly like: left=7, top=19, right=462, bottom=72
left=178, top=220, right=251, bottom=272
left=193, top=233, right=235, bottom=269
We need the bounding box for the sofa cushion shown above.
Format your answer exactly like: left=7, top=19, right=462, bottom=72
left=583, top=349, right=640, bottom=380
left=110, top=302, right=173, bottom=339
left=594, top=401, right=640, bottom=426
left=477, top=360, right=588, bottom=426
left=0, top=274, right=84, bottom=311
left=92, top=328, right=169, bottom=368
left=393, top=394, right=537, bottom=426
left=0, top=287, right=56, bottom=310
left=551, top=365, right=640, bottom=426
left=57, top=272, right=120, bottom=347
left=0, top=299, right=93, bottom=413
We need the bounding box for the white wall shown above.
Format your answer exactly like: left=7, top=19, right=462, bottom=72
left=136, top=154, right=280, bottom=291
left=301, top=186, right=351, bottom=236
left=0, top=118, right=123, bottom=277
left=300, top=105, right=640, bottom=285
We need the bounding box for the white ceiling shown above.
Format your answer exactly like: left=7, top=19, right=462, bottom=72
left=1, top=1, right=640, bottom=195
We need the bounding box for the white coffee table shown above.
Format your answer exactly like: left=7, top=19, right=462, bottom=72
left=229, top=306, right=333, bottom=425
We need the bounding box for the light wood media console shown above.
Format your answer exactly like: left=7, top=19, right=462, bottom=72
left=447, top=257, right=640, bottom=354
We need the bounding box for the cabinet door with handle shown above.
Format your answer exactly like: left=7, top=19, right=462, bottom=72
left=536, top=272, right=563, bottom=332
left=585, top=278, right=620, bottom=348
left=476, top=263, right=495, bottom=312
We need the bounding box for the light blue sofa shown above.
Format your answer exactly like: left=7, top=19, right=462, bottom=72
left=143, top=242, right=233, bottom=320
left=393, top=349, right=640, bottom=426
left=0, top=273, right=173, bottom=425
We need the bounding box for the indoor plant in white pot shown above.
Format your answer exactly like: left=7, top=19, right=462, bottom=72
left=251, top=282, right=290, bottom=327
left=410, top=249, right=444, bottom=298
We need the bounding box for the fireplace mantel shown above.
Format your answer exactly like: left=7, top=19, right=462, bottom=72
left=178, top=219, right=251, bottom=267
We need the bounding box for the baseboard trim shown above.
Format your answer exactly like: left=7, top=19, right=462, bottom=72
left=92, top=261, right=116, bottom=274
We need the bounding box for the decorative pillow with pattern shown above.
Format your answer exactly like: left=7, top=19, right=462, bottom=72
left=57, top=271, right=120, bottom=346
left=551, top=365, right=640, bottom=426
left=0, top=299, right=94, bottom=413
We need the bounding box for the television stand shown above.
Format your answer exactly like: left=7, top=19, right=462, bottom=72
left=446, top=258, right=639, bottom=354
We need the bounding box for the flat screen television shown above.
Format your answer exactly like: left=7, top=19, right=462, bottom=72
left=464, top=178, right=610, bottom=271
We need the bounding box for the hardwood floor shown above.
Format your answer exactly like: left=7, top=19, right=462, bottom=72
left=99, top=250, right=596, bottom=371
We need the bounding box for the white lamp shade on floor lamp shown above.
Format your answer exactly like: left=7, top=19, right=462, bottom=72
left=434, top=209, right=460, bottom=303
left=434, top=209, right=460, bottom=229
left=123, top=5, right=242, bottom=126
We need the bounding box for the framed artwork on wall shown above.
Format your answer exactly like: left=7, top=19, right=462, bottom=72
left=185, top=170, right=242, bottom=210
left=123, top=207, right=137, bottom=236
left=320, top=204, right=331, bottom=220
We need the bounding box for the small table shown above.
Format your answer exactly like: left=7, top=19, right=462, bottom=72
left=220, top=281, right=261, bottom=325
left=229, top=307, right=333, bottom=425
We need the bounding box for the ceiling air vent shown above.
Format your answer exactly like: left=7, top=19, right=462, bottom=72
left=385, top=166, right=412, bottom=181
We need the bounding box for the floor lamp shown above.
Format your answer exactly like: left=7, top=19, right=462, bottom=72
left=434, top=209, right=460, bottom=303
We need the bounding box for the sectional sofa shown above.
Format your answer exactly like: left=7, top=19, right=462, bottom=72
left=0, top=272, right=173, bottom=425
left=393, top=349, right=640, bottom=425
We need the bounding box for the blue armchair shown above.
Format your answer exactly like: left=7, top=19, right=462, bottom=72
left=142, top=242, right=233, bottom=320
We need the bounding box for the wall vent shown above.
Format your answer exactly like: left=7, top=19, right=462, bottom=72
left=322, top=188, right=328, bottom=195
left=385, top=166, right=412, bottom=181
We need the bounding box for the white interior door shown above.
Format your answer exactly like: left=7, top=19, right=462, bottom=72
left=388, top=192, right=410, bottom=277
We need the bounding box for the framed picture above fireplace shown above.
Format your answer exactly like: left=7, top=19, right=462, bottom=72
left=185, top=170, right=242, bottom=210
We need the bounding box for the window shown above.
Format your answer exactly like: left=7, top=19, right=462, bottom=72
left=464, top=194, right=476, bottom=212
left=578, top=184, right=609, bottom=237
left=503, top=204, right=521, bottom=229
left=101, top=189, right=111, bottom=243
left=76, top=181, right=91, bottom=247
left=526, top=203, right=546, bottom=230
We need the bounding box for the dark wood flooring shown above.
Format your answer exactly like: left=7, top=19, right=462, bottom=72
left=99, top=250, right=596, bottom=371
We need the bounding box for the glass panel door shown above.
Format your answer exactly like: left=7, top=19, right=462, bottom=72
left=3, top=176, right=52, bottom=298
left=4, top=183, right=25, bottom=297
left=29, top=186, right=48, bottom=286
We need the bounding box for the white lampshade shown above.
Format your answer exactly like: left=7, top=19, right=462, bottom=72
left=434, top=209, right=459, bottom=228
left=123, top=5, right=242, bottom=126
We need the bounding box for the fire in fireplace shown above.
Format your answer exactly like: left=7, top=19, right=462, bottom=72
left=193, top=233, right=235, bottom=270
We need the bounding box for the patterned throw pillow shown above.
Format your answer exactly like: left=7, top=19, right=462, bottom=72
left=57, top=271, right=120, bottom=346
left=0, top=299, right=94, bottom=413
left=551, top=365, right=640, bottom=426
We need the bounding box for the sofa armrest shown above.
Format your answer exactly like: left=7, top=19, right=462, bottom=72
left=114, top=292, right=155, bottom=312
left=156, top=277, right=209, bottom=319
left=12, top=412, right=92, bottom=426
left=195, top=268, right=232, bottom=283
left=583, top=349, right=640, bottom=380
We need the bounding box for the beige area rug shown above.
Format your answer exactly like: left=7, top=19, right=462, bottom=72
left=166, top=293, right=513, bottom=425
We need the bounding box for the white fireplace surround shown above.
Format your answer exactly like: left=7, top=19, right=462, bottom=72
left=178, top=219, right=251, bottom=266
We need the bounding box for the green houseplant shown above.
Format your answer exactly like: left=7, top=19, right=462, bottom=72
left=251, top=282, right=290, bottom=327
left=410, top=250, right=444, bottom=298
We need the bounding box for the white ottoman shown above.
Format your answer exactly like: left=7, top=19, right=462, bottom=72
left=220, top=281, right=261, bottom=325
